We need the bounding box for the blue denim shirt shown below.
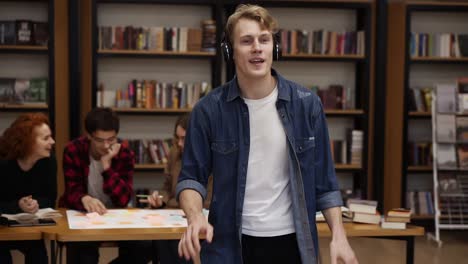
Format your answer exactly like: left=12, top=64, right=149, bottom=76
left=176, top=69, right=343, bottom=263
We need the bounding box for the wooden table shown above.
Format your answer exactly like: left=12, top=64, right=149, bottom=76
left=1, top=211, right=424, bottom=264
left=0, top=226, right=42, bottom=241
left=318, top=222, right=425, bottom=264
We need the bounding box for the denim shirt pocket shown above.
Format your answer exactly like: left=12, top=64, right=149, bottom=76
left=210, top=140, right=238, bottom=177
left=295, top=136, right=315, bottom=169
left=211, top=140, right=238, bottom=155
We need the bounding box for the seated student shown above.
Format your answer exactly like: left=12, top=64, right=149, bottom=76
left=143, top=113, right=213, bottom=264
left=59, top=107, right=153, bottom=264
left=0, top=113, right=57, bottom=264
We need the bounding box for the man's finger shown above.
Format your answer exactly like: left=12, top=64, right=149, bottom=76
left=178, top=235, right=184, bottom=257
left=191, top=224, right=201, bottom=253
left=206, top=224, right=214, bottom=243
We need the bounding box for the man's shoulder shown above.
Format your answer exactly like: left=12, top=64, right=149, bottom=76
left=281, top=78, right=320, bottom=103
left=191, top=82, right=229, bottom=115
left=117, top=141, right=134, bottom=159
left=64, top=136, right=88, bottom=156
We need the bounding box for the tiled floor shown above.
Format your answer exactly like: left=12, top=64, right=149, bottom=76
left=319, top=230, right=468, bottom=264
left=11, top=230, right=468, bottom=263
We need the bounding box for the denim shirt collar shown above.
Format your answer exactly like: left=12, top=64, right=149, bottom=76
left=226, top=68, right=291, bottom=102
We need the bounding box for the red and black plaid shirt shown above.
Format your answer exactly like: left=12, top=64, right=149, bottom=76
left=59, top=136, right=134, bottom=211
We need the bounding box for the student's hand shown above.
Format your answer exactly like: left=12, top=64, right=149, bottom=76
left=140, top=191, right=164, bottom=208
left=178, top=211, right=213, bottom=261
left=18, top=195, right=39, bottom=214
left=330, top=237, right=358, bottom=264
left=101, top=143, right=121, bottom=170
left=81, top=195, right=107, bottom=215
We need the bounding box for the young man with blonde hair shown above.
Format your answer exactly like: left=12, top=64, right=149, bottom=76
left=176, top=4, right=358, bottom=264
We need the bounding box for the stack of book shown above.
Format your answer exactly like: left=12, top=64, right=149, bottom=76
left=381, top=208, right=411, bottom=229
left=347, top=198, right=380, bottom=224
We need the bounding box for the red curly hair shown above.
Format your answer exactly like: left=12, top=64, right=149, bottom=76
left=0, top=113, right=50, bottom=160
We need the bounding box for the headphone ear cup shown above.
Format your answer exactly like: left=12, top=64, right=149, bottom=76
left=221, top=41, right=233, bottom=62
left=273, top=38, right=281, bottom=61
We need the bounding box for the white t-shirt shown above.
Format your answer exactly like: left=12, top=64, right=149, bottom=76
left=87, top=156, right=113, bottom=208
left=241, top=86, right=295, bottom=237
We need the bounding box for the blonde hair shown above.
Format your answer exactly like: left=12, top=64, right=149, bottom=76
left=225, top=4, right=278, bottom=43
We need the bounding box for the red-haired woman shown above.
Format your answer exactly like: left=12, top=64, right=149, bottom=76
left=0, top=113, right=57, bottom=264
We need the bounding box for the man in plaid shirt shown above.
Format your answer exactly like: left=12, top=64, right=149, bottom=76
left=59, top=107, right=153, bottom=264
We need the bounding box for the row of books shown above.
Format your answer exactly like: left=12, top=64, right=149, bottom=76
left=408, top=88, right=431, bottom=112
left=410, top=33, right=468, bottom=58
left=329, top=130, right=364, bottom=165
left=0, top=78, right=48, bottom=105
left=345, top=199, right=412, bottom=229
left=278, top=29, right=365, bottom=56
left=407, top=142, right=432, bottom=166
left=0, top=20, right=48, bottom=46
left=435, top=78, right=468, bottom=114
left=98, top=22, right=215, bottom=52
left=96, top=80, right=211, bottom=109
left=406, top=191, right=435, bottom=216
left=124, top=138, right=173, bottom=165
left=310, top=84, right=355, bottom=110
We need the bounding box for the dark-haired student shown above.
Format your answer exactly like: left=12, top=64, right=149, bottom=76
left=144, top=113, right=213, bottom=264
left=59, top=107, right=153, bottom=264
left=0, top=113, right=57, bottom=264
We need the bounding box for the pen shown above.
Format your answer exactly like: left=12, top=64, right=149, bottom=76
left=136, top=194, right=164, bottom=199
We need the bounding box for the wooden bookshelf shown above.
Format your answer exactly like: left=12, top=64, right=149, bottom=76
left=335, top=164, right=362, bottom=170
left=98, top=49, right=216, bottom=58
left=408, top=111, right=431, bottom=118
left=281, top=53, right=365, bottom=61
left=407, top=166, right=432, bottom=172
left=0, top=103, right=48, bottom=110
left=325, top=109, right=365, bottom=116
left=412, top=214, right=434, bottom=220
left=411, top=57, right=468, bottom=63
left=112, top=108, right=191, bottom=114
left=135, top=164, right=166, bottom=170
left=0, top=45, right=48, bottom=52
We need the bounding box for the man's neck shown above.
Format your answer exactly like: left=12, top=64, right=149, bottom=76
left=237, top=72, right=276, bottom=100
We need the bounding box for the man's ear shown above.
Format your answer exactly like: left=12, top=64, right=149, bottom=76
left=86, top=133, right=92, bottom=141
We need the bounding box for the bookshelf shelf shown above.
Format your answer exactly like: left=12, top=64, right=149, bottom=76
left=410, top=57, right=468, bottom=65
left=335, top=164, right=362, bottom=171
left=97, top=49, right=216, bottom=59
left=281, top=54, right=365, bottom=62
left=0, top=45, right=48, bottom=54
left=412, top=214, right=434, bottom=220
left=135, top=164, right=166, bottom=170
left=408, top=111, right=431, bottom=118
left=407, top=166, right=432, bottom=172
left=0, top=103, right=48, bottom=111
left=112, top=108, right=191, bottom=114
left=325, top=109, right=365, bottom=116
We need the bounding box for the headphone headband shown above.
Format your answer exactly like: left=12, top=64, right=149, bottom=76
left=221, top=33, right=281, bottom=62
